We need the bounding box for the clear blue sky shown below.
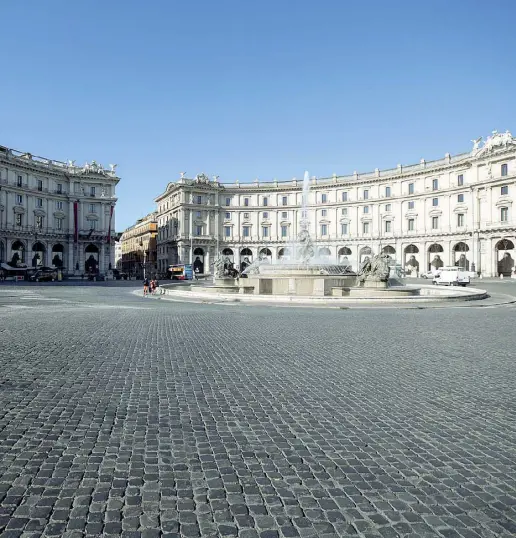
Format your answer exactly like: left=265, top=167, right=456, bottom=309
left=2, top=0, right=515, bottom=230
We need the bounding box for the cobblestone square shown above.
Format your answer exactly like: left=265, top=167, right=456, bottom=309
left=0, top=284, right=515, bottom=537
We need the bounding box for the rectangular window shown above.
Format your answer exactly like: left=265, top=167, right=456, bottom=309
left=90, top=220, right=97, bottom=231
left=385, top=220, right=391, bottom=233
left=363, top=205, right=369, bottom=214
left=385, top=204, right=391, bottom=212
left=501, top=163, right=508, bottom=177
left=457, top=193, right=464, bottom=203
left=408, top=218, right=415, bottom=231
left=457, top=174, right=464, bottom=186
left=37, top=179, right=43, bottom=191
left=408, top=201, right=414, bottom=209
left=341, top=223, right=348, bottom=235
left=263, top=197, right=268, bottom=207
left=56, top=218, right=63, bottom=230
left=225, top=212, right=231, bottom=219
left=263, top=211, right=268, bottom=219
left=89, top=204, right=95, bottom=213
left=363, top=222, right=370, bottom=234
left=15, top=214, right=22, bottom=226
left=432, top=178, right=439, bottom=190
left=341, top=208, right=347, bottom=216
left=501, top=185, right=509, bottom=195
left=17, top=175, right=23, bottom=187
left=36, top=216, right=43, bottom=229
left=56, top=201, right=63, bottom=210
left=37, top=198, right=43, bottom=208
left=500, top=207, right=508, bottom=222
left=243, top=226, right=250, bottom=237
left=457, top=213, right=465, bottom=227
left=281, top=211, right=288, bottom=219
left=225, top=197, right=231, bottom=206
left=195, top=225, right=203, bottom=236
left=342, top=191, right=348, bottom=202
left=16, top=194, right=23, bottom=204
left=57, top=183, right=62, bottom=194
left=281, top=225, right=288, bottom=238
left=196, top=195, right=202, bottom=204
left=321, top=224, right=328, bottom=236
left=224, top=226, right=231, bottom=237
left=432, top=198, right=439, bottom=207
left=432, top=216, right=439, bottom=229
left=321, top=209, right=327, bottom=217
left=243, top=212, right=250, bottom=219
left=408, top=182, right=414, bottom=194
left=262, top=226, right=269, bottom=237
left=363, top=189, right=369, bottom=200
left=244, top=198, right=249, bottom=207
left=385, top=186, right=391, bottom=197
left=321, top=193, right=327, bottom=203
left=282, top=196, right=288, bottom=206
left=90, top=186, right=96, bottom=197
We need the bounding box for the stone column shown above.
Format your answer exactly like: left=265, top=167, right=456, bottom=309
left=189, top=209, right=193, bottom=264
left=99, top=243, right=105, bottom=273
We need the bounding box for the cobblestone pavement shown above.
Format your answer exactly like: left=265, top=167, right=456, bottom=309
left=0, top=285, right=515, bottom=538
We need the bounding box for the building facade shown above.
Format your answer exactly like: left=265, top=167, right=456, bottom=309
left=0, top=145, right=119, bottom=274
left=120, top=212, right=157, bottom=278
left=155, top=131, right=516, bottom=277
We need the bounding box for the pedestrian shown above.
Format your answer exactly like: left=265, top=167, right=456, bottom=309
left=154, top=279, right=161, bottom=294
left=143, top=277, right=149, bottom=296
left=150, top=279, right=156, bottom=294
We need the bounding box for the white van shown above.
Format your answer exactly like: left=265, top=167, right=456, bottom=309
left=432, top=267, right=470, bottom=286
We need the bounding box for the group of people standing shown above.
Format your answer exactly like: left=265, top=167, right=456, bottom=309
left=142, top=277, right=162, bottom=296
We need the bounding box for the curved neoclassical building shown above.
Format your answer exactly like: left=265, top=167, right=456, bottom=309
left=0, top=145, right=119, bottom=274
left=155, top=130, right=516, bottom=277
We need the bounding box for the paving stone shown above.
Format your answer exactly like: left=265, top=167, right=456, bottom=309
left=0, top=285, right=515, bottom=538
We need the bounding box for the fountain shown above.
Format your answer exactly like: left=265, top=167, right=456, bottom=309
left=238, top=171, right=360, bottom=296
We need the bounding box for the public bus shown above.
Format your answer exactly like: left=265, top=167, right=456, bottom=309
left=167, top=264, right=193, bottom=280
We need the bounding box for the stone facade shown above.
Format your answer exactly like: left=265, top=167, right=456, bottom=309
left=120, top=212, right=158, bottom=278
left=0, top=145, right=119, bottom=274
left=155, top=131, right=516, bottom=277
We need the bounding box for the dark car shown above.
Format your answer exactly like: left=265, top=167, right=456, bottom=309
left=30, top=270, right=57, bottom=282
left=112, top=269, right=128, bottom=280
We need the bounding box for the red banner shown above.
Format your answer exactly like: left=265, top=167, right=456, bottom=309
left=73, top=201, right=78, bottom=243
left=107, top=205, right=114, bottom=244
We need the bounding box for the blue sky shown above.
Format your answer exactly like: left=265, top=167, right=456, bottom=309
left=2, top=0, right=515, bottom=230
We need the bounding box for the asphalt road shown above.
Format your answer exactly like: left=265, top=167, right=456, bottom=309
left=0, top=282, right=515, bottom=538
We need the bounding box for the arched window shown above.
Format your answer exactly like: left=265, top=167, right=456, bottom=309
left=32, top=242, right=46, bottom=268
left=382, top=245, right=396, bottom=255
left=404, top=244, right=419, bottom=254
left=428, top=243, right=443, bottom=253
left=85, top=244, right=99, bottom=274
left=51, top=244, right=65, bottom=268
left=11, top=241, right=25, bottom=266
left=496, top=239, right=515, bottom=276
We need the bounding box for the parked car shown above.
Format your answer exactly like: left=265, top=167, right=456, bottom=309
left=30, top=270, right=57, bottom=282
left=112, top=269, right=128, bottom=280
left=420, top=270, right=436, bottom=279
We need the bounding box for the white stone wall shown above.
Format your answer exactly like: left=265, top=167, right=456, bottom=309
left=155, top=137, right=516, bottom=277
left=0, top=147, right=119, bottom=274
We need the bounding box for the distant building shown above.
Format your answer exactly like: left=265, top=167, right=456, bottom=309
left=154, top=131, right=516, bottom=277
left=120, top=212, right=157, bottom=278
left=0, top=145, right=119, bottom=274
